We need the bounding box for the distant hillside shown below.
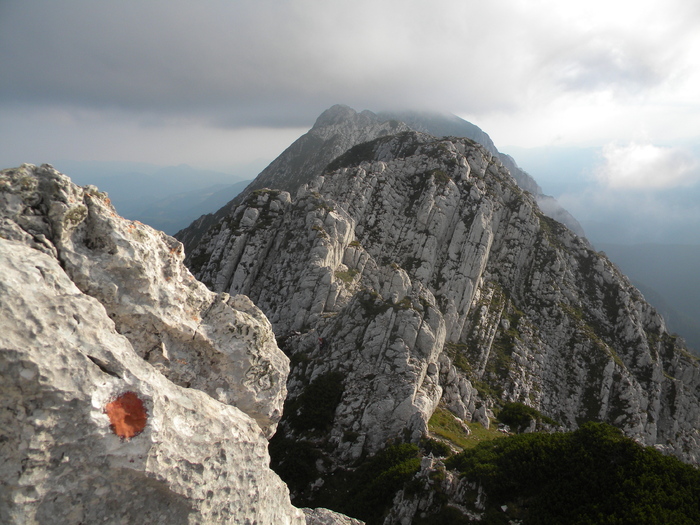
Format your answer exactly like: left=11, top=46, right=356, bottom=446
left=53, top=161, right=258, bottom=234
left=130, top=179, right=252, bottom=234
left=599, top=243, right=700, bottom=354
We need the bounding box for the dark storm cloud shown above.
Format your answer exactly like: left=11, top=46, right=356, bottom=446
left=0, top=1, right=343, bottom=125
left=2, top=0, right=487, bottom=126
left=1, top=0, right=698, bottom=129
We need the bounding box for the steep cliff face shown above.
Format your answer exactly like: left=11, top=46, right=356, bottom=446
left=0, top=164, right=316, bottom=523
left=183, top=130, right=700, bottom=468
left=376, top=109, right=585, bottom=237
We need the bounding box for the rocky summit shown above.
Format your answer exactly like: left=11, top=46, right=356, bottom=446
left=177, top=107, right=700, bottom=520
left=0, top=164, right=356, bottom=524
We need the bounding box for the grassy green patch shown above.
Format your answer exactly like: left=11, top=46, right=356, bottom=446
left=334, top=268, right=359, bottom=284
left=429, top=407, right=505, bottom=450
left=463, top=420, right=508, bottom=448
left=443, top=342, right=473, bottom=374
left=429, top=407, right=472, bottom=449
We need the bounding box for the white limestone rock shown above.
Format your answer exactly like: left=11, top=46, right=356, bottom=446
left=0, top=239, right=305, bottom=524
left=303, top=508, right=364, bottom=525
left=0, top=164, right=288, bottom=437
left=0, top=165, right=306, bottom=524
left=181, top=130, right=700, bottom=467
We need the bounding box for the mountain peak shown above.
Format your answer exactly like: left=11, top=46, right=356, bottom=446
left=312, top=104, right=362, bottom=127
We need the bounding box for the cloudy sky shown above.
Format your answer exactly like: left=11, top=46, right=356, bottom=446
left=1, top=0, right=700, bottom=212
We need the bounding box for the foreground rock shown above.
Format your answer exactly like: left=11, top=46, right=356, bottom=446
left=0, top=165, right=316, bottom=523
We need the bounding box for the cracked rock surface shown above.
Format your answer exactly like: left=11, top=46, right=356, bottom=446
left=0, top=164, right=314, bottom=524
left=182, top=127, right=700, bottom=467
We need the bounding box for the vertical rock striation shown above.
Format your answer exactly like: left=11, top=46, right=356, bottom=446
left=182, top=128, right=700, bottom=467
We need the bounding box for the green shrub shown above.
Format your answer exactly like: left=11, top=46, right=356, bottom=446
left=446, top=422, right=700, bottom=524
left=497, top=402, right=558, bottom=432
left=268, top=435, right=322, bottom=495
left=421, top=437, right=452, bottom=457
left=496, top=402, right=533, bottom=430
left=343, top=443, right=421, bottom=524
left=325, top=140, right=380, bottom=172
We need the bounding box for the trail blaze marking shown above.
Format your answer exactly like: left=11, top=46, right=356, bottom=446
left=105, top=391, right=147, bottom=439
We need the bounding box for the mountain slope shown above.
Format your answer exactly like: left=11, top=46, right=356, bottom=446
left=378, top=110, right=585, bottom=236
left=182, top=128, right=700, bottom=478
left=176, top=105, right=412, bottom=253
left=176, top=105, right=583, bottom=253
left=599, top=243, right=700, bottom=354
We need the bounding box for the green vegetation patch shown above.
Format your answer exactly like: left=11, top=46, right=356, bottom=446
left=281, top=442, right=421, bottom=525
left=445, top=422, right=700, bottom=524
left=429, top=407, right=505, bottom=450
left=325, top=139, right=382, bottom=172
left=496, top=401, right=557, bottom=432
left=443, top=342, right=473, bottom=374
left=420, top=437, right=453, bottom=457
left=325, top=443, right=421, bottom=524
left=357, top=290, right=392, bottom=317
left=463, top=420, right=509, bottom=447
left=268, top=435, right=322, bottom=496
left=429, top=407, right=472, bottom=449
left=334, top=268, right=359, bottom=284
left=430, top=168, right=451, bottom=186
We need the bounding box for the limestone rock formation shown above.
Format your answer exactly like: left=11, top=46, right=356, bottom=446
left=177, top=105, right=412, bottom=254
left=303, top=508, right=364, bottom=525
left=181, top=127, right=700, bottom=472
left=0, top=164, right=312, bottom=524
left=378, top=109, right=585, bottom=237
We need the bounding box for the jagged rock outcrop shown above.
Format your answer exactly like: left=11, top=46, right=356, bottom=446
left=303, top=508, right=364, bottom=525
left=177, top=105, right=584, bottom=255
left=182, top=129, right=700, bottom=468
left=177, top=105, right=412, bottom=254
left=377, top=110, right=585, bottom=237
left=0, top=164, right=314, bottom=523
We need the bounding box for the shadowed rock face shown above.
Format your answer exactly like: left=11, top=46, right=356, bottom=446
left=183, top=130, right=700, bottom=466
left=0, top=164, right=311, bottom=524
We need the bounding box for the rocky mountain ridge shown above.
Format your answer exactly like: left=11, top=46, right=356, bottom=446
left=177, top=105, right=583, bottom=254
left=181, top=120, right=700, bottom=483
left=4, top=105, right=700, bottom=523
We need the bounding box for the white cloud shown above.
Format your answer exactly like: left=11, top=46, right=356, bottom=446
left=595, top=142, right=700, bottom=189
